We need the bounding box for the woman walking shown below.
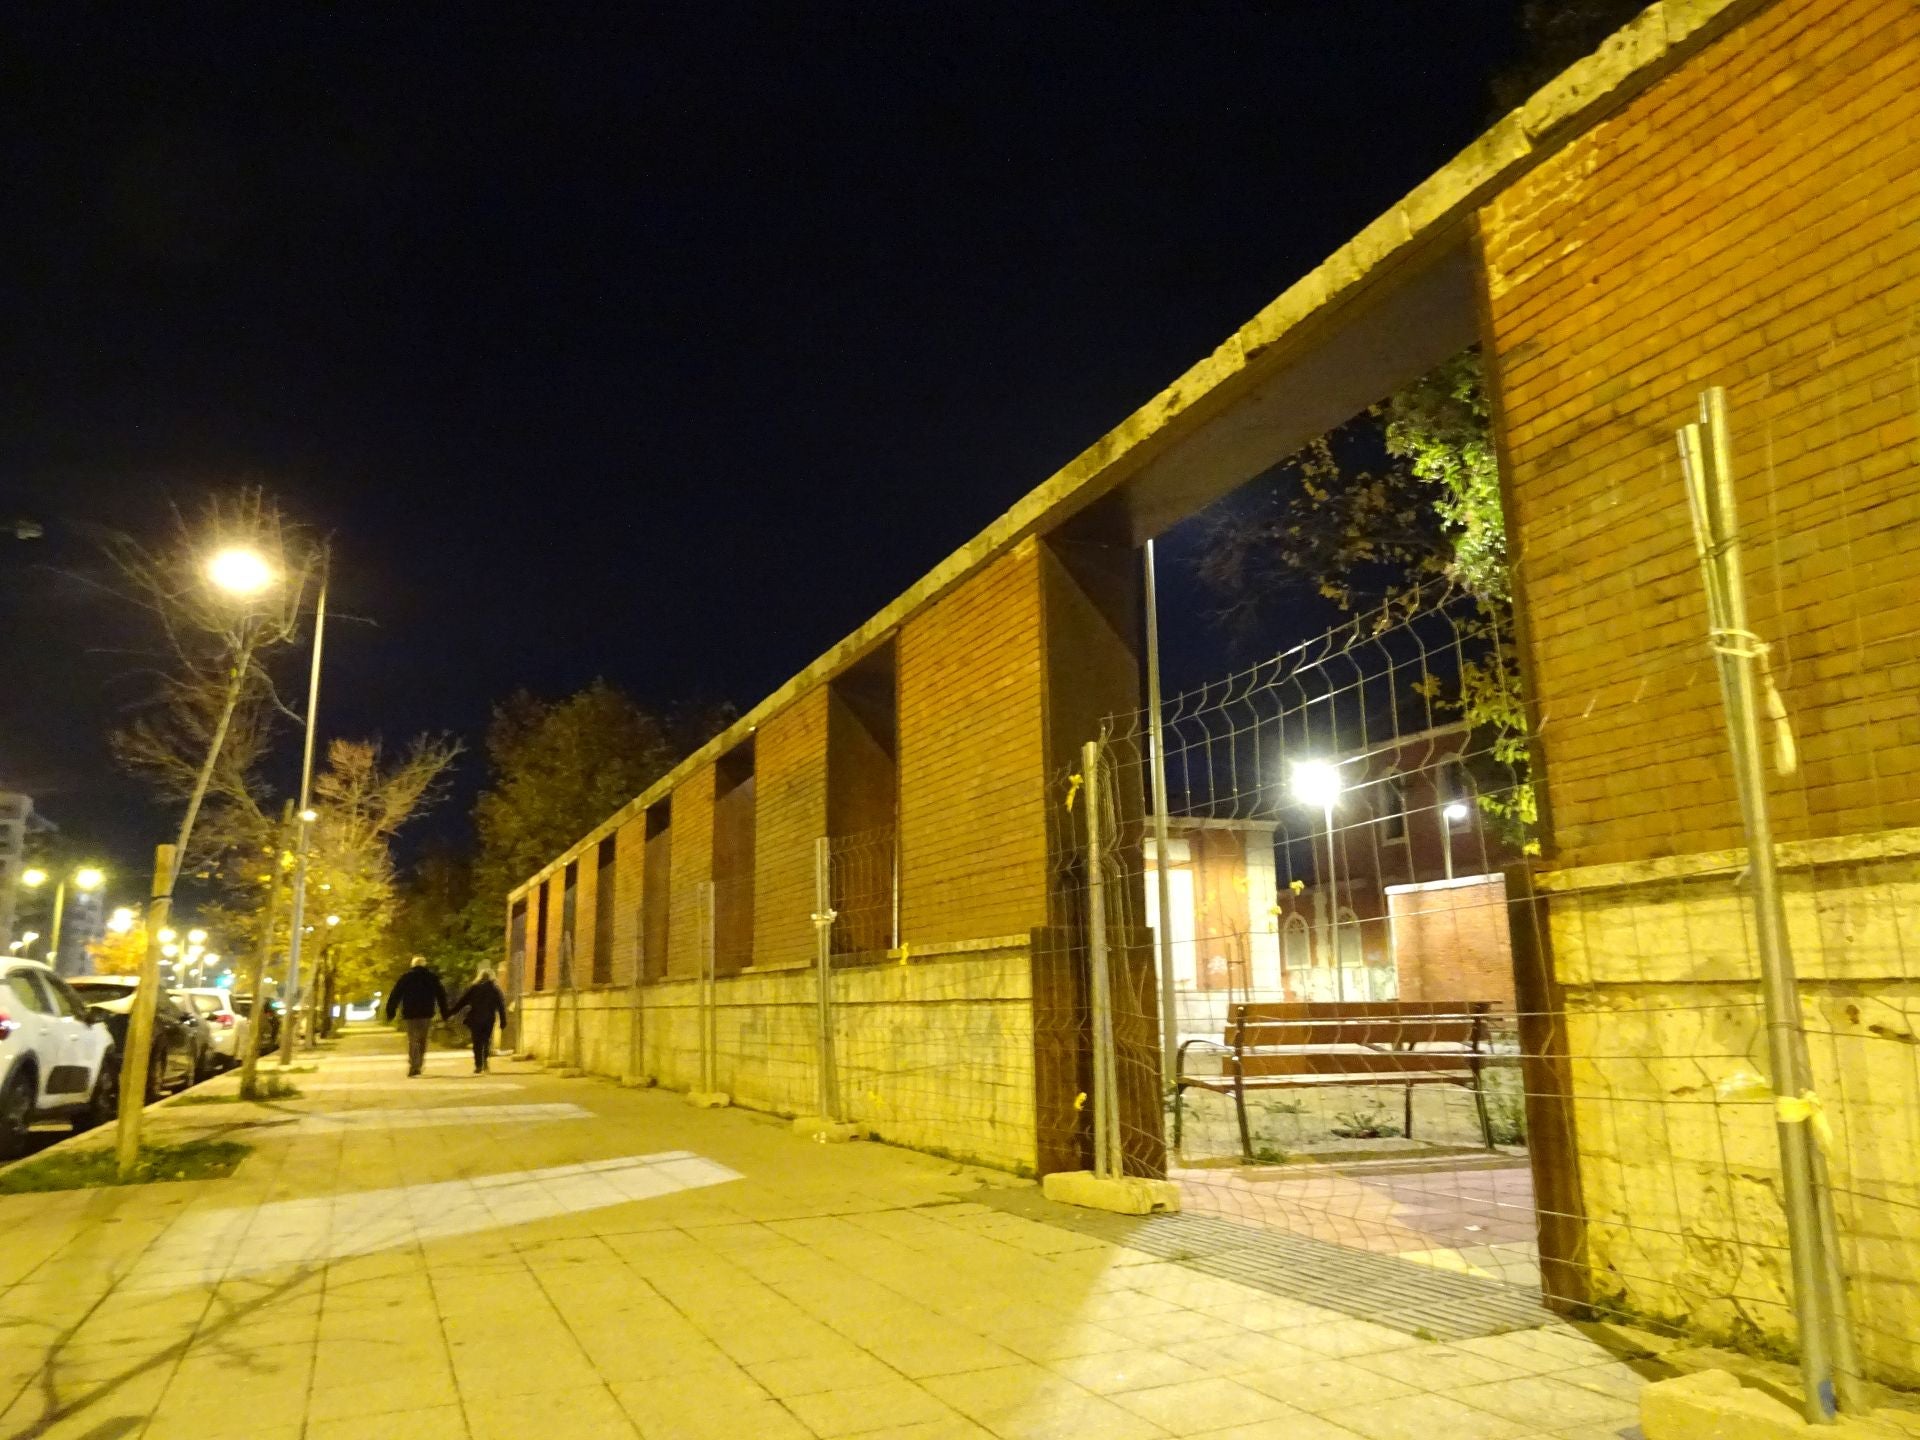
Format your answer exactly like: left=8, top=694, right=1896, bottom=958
left=451, top=967, right=509, bottom=1074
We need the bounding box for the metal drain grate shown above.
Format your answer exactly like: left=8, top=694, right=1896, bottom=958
left=981, top=1188, right=1550, bottom=1341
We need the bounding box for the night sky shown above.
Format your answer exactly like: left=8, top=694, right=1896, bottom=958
left=4, top=4, right=1527, bottom=884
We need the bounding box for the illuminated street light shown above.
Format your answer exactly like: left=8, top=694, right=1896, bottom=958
left=206, top=546, right=275, bottom=597
left=19, top=864, right=108, bottom=969
left=299, top=808, right=318, bottom=824
left=1443, top=801, right=1470, bottom=822
left=187, top=927, right=208, bottom=945
left=109, top=907, right=135, bottom=934
left=1289, top=759, right=1349, bottom=1003
left=161, top=942, right=180, bottom=958
left=158, top=927, right=177, bottom=944
left=1288, top=760, right=1343, bottom=812
left=325, top=914, right=340, bottom=927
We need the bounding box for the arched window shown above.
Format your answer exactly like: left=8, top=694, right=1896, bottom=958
left=1281, top=914, right=1311, bottom=977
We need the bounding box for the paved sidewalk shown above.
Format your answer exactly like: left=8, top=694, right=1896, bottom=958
left=0, top=1027, right=1658, bottom=1440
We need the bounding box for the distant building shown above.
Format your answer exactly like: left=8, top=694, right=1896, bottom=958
left=0, top=792, right=29, bottom=954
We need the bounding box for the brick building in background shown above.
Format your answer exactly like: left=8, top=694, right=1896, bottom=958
left=509, top=0, right=1920, bottom=1380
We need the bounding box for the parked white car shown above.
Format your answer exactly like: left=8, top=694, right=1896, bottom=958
left=181, top=987, right=251, bottom=1069
left=0, top=958, right=119, bottom=1159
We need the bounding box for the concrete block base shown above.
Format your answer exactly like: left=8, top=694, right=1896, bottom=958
left=686, top=1091, right=732, bottom=1109
left=1041, top=1170, right=1181, bottom=1216
left=792, top=1115, right=861, bottom=1143
left=547, top=1066, right=587, bottom=1078
left=1641, top=1370, right=1916, bottom=1439
left=619, top=1074, right=656, bottom=1089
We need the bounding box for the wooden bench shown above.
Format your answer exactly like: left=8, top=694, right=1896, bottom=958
left=1173, top=1000, right=1497, bottom=1161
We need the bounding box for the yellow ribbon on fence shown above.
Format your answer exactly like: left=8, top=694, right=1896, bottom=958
left=1776, top=1090, right=1835, bottom=1155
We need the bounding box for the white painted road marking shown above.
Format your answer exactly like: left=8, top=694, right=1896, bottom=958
left=127, top=1152, right=744, bottom=1286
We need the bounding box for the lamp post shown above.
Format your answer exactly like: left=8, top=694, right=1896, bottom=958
left=281, top=560, right=328, bottom=1062
left=116, top=543, right=277, bottom=1179
left=1289, top=760, right=1346, bottom=1001
left=21, top=865, right=105, bottom=973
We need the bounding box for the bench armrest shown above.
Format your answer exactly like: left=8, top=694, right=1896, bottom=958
left=1174, top=1036, right=1227, bottom=1082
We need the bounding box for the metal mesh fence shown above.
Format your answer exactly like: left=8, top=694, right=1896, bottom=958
left=1064, top=355, right=1920, bottom=1391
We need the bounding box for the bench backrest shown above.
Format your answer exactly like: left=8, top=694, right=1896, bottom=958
left=1226, top=1001, right=1493, bottom=1077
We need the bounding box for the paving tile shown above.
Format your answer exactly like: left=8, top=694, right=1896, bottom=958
left=1449, top=1374, right=1640, bottom=1430
left=1110, top=1376, right=1297, bottom=1433
left=1042, top=1347, right=1212, bottom=1395
left=783, top=1378, right=958, bottom=1436
left=747, top=1349, right=902, bottom=1397
left=1240, top=1357, right=1415, bottom=1413
left=466, top=1383, right=640, bottom=1440
left=1323, top=1390, right=1538, bottom=1440
left=307, top=1402, right=472, bottom=1440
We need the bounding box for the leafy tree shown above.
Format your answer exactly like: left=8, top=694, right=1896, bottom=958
left=1199, top=352, right=1535, bottom=851
left=449, top=682, right=733, bottom=971
left=85, top=919, right=149, bottom=977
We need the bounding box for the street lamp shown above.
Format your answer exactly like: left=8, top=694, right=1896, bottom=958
left=117, top=539, right=285, bottom=1178
left=282, top=554, right=330, bottom=1061
left=20, top=864, right=106, bottom=971
left=186, top=927, right=208, bottom=945
left=1289, top=760, right=1348, bottom=1001
left=206, top=546, right=275, bottom=597
left=109, top=907, right=135, bottom=934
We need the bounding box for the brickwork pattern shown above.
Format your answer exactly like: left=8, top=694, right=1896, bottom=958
left=666, top=763, right=716, bottom=980
left=752, top=686, right=828, bottom=972
left=1483, top=0, right=1920, bottom=868
left=897, top=539, right=1049, bottom=946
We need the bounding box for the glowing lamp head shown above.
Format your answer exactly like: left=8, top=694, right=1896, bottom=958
left=1443, top=801, right=1471, bottom=823
left=20, top=868, right=47, bottom=889
left=187, top=928, right=208, bottom=945
left=206, top=546, right=275, bottom=597
left=299, top=808, right=318, bottom=824
left=325, top=914, right=340, bottom=927
left=74, top=867, right=105, bottom=892
left=161, top=942, right=180, bottom=958
left=1289, top=760, right=1344, bottom=812
left=157, top=927, right=177, bottom=944
left=108, top=907, right=135, bottom=934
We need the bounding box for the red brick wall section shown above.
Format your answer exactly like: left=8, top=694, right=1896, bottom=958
left=1389, top=876, right=1517, bottom=1008
left=612, top=814, right=646, bottom=987
left=1482, top=0, right=1920, bottom=868
left=897, top=539, right=1049, bottom=945
left=753, top=687, right=829, bottom=971
left=666, top=763, right=716, bottom=979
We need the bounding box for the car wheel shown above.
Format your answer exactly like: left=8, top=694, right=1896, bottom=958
left=0, top=1072, right=34, bottom=1161
left=72, top=1055, right=120, bottom=1133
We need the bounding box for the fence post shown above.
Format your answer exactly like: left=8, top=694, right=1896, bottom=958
left=699, top=881, right=716, bottom=1096
left=1144, top=539, right=1181, bottom=1085
left=1679, top=389, right=1862, bottom=1420
left=811, top=838, right=841, bottom=1122
left=1082, top=739, right=1121, bottom=1180
left=627, top=900, right=647, bottom=1085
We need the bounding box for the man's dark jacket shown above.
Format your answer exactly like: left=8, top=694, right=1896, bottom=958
left=385, top=966, right=449, bottom=1021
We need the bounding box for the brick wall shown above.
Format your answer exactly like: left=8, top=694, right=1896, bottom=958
left=1388, top=876, right=1516, bottom=1006
left=897, top=540, right=1049, bottom=944
left=753, top=686, right=829, bottom=971
left=1482, top=0, right=1920, bottom=869
left=666, top=763, right=716, bottom=979
left=611, top=814, right=645, bottom=987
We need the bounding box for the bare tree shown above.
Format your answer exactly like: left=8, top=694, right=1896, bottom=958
left=103, top=490, right=316, bottom=1171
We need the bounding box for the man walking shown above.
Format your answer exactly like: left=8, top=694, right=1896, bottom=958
left=384, top=956, right=449, bottom=1077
